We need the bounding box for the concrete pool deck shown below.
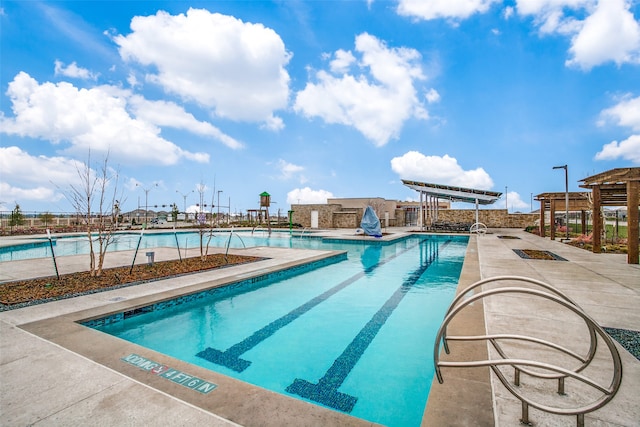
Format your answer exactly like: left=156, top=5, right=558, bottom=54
left=1, top=228, right=638, bottom=426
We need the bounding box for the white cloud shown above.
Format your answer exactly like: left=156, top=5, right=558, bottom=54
left=129, top=96, right=243, bottom=149
left=595, top=95, right=640, bottom=164
left=287, top=187, right=335, bottom=204
left=516, top=0, right=640, bottom=69
left=502, top=191, right=531, bottom=211
left=595, top=135, right=640, bottom=163
left=294, top=33, right=429, bottom=146
left=425, top=88, right=441, bottom=103
left=0, top=72, right=214, bottom=165
left=390, top=151, right=494, bottom=189
left=114, top=8, right=291, bottom=129
left=504, top=6, right=515, bottom=19
left=54, top=60, right=98, bottom=80
left=0, top=146, right=85, bottom=204
left=396, top=0, right=500, bottom=21
left=599, top=95, right=640, bottom=131
left=516, top=0, right=588, bottom=35
left=276, top=159, right=306, bottom=182
left=566, top=0, right=640, bottom=69
left=330, top=49, right=356, bottom=73
left=0, top=182, right=59, bottom=205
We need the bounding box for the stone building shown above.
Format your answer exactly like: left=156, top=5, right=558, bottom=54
left=290, top=196, right=536, bottom=230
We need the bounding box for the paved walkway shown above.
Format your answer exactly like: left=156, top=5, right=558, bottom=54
left=469, top=229, right=638, bottom=426
left=1, top=228, right=638, bottom=426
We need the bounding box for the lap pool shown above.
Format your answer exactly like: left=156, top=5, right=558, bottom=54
left=83, top=233, right=468, bottom=427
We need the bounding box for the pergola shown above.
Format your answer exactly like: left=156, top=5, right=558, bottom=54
left=402, top=180, right=502, bottom=229
left=579, top=167, right=639, bottom=264
left=535, top=192, right=590, bottom=240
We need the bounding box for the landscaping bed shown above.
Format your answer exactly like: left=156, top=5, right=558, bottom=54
left=0, top=253, right=263, bottom=310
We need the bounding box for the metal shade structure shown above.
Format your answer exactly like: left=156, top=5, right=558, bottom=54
left=402, top=180, right=502, bottom=229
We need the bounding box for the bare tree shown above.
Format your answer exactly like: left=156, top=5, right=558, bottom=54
left=367, top=198, right=387, bottom=220
left=65, top=151, right=123, bottom=277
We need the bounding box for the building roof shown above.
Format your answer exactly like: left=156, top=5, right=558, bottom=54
left=401, top=180, right=502, bottom=205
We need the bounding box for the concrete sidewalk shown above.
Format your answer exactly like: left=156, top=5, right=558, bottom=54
left=474, top=229, right=639, bottom=427
left=1, top=229, right=638, bottom=426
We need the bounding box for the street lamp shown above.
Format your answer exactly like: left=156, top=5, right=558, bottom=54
left=505, top=186, right=508, bottom=213
left=553, top=164, right=569, bottom=241
left=136, top=183, right=158, bottom=226
left=176, top=190, right=193, bottom=219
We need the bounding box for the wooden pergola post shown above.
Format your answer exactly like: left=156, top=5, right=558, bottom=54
left=592, top=186, right=602, bottom=254
left=628, top=180, right=639, bottom=264
left=550, top=201, right=556, bottom=240
left=539, top=200, right=545, bottom=237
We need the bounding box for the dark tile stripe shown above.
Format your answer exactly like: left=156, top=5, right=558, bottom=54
left=286, top=239, right=449, bottom=413
left=196, top=240, right=422, bottom=372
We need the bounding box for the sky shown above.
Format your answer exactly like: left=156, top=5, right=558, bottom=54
left=1, top=0, right=639, bottom=217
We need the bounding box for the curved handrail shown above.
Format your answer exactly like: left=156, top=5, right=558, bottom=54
left=434, top=276, right=623, bottom=425
left=251, top=225, right=265, bottom=235
left=469, top=222, right=487, bottom=234
left=224, top=227, right=246, bottom=261
left=441, top=276, right=597, bottom=373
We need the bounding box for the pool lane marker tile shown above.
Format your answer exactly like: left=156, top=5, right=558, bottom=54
left=286, top=239, right=448, bottom=413
left=196, top=241, right=422, bottom=372
left=121, top=353, right=217, bottom=394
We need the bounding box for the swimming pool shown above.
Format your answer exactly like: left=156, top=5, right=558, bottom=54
left=86, top=234, right=468, bottom=427
left=0, top=230, right=323, bottom=262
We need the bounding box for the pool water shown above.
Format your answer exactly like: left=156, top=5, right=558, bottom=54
left=88, top=234, right=468, bottom=427
left=0, top=230, right=325, bottom=262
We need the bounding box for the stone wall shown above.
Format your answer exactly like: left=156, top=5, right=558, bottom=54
left=291, top=205, right=536, bottom=229
left=333, top=210, right=360, bottom=228
left=291, top=204, right=344, bottom=228
left=434, top=209, right=537, bottom=228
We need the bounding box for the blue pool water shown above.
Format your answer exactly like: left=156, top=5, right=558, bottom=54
left=86, top=234, right=468, bottom=427
left=0, top=230, right=323, bottom=262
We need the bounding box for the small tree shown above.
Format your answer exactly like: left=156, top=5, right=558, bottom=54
left=9, top=203, right=25, bottom=233
left=39, top=211, right=54, bottom=228
left=64, top=151, right=123, bottom=277
left=171, top=203, right=180, bottom=222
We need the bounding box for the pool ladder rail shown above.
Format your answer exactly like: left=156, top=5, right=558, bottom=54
left=433, top=276, right=622, bottom=427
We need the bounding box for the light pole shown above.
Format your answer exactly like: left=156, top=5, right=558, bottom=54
left=505, top=186, right=508, bottom=212
left=176, top=190, right=193, bottom=220
left=136, top=183, right=157, bottom=226
left=553, top=164, right=569, bottom=241
left=217, top=190, right=223, bottom=226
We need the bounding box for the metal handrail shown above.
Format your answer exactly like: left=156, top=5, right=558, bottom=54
left=469, top=222, right=487, bottom=234
left=297, top=227, right=310, bottom=238
left=434, top=276, right=623, bottom=426
left=441, top=276, right=598, bottom=374
left=224, top=227, right=246, bottom=261
left=251, top=225, right=267, bottom=236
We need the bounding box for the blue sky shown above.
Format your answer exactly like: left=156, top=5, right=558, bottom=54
left=1, top=0, right=639, bottom=216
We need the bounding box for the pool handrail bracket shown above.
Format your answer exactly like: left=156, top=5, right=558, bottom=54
left=433, top=275, right=622, bottom=427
